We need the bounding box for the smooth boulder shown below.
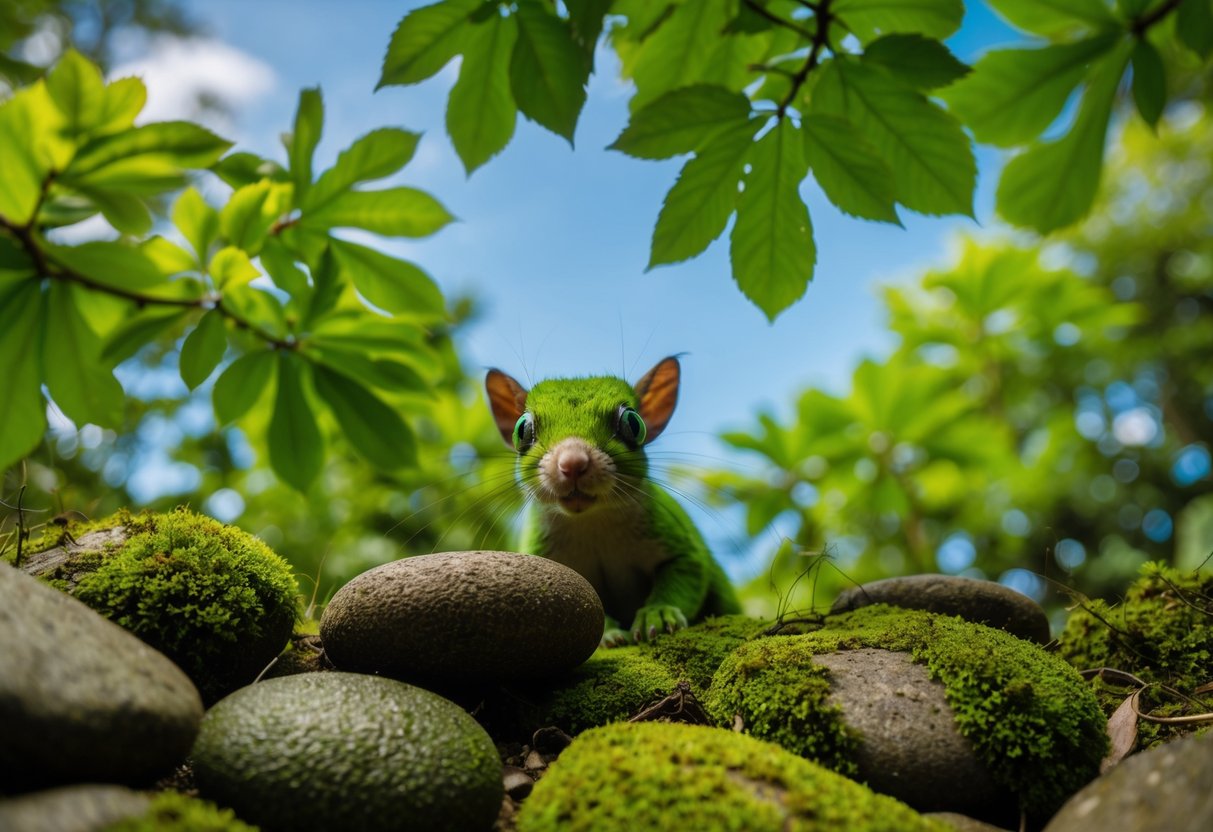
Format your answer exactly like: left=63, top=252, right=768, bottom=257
left=321, top=550, right=603, bottom=686
left=0, top=785, right=149, bottom=832
left=0, top=562, right=203, bottom=790
left=191, top=672, right=503, bottom=832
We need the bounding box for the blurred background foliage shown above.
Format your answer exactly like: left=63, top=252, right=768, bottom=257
left=1, top=0, right=1211, bottom=622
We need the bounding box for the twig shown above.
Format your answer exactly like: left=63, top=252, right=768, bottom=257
left=777, top=0, right=836, bottom=119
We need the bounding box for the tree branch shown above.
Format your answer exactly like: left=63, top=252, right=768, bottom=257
left=1132, top=0, right=1183, bottom=35
left=777, top=0, right=835, bottom=119
left=743, top=0, right=816, bottom=41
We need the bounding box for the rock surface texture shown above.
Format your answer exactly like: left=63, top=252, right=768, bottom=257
left=831, top=574, right=1051, bottom=643
left=321, top=550, right=603, bottom=686
left=0, top=562, right=203, bottom=790
left=0, top=785, right=150, bottom=832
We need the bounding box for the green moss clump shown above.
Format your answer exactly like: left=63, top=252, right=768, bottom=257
left=638, top=614, right=771, bottom=692
left=516, top=722, right=946, bottom=832
left=707, top=606, right=1107, bottom=820
left=42, top=508, right=298, bottom=703
left=103, top=792, right=258, bottom=831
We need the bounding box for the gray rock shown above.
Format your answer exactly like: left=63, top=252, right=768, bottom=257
left=0, top=562, right=203, bottom=790
left=1044, top=732, right=1213, bottom=832
left=191, top=672, right=503, bottom=832
left=813, top=648, right=1013, bottom=818
left=926, top=812, right=1014, bottom=832
left=831, top=574, right=1051, bottom=643
left=0, top=785, right=150, bottom=832
left=321, top=551, right=603, bottom=686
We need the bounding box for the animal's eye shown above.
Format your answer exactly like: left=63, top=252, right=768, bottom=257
left=513, top=412, right=536, bottom=453
left=615, top=405, right=647, bottom=448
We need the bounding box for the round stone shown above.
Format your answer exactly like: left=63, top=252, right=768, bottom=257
left=320, top=550, right=603, bottom=686
left=0, top=785, right=149, bottom=832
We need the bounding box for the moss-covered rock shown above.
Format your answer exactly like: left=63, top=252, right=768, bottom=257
left=15, top=508, right=298, bottom=704
left=103, top=792, right=257, bottom=831
left=515, top=722, right=947, bottom=832
left=638, top=614, right=770, bottom=691
left=705, top=606, right=1108, bottom=820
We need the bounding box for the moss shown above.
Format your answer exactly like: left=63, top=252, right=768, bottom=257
left=638, top=614, right=771, bottom=692
left=706, top=606, right=1107, bottom=820
left=103, top=792, right=258, bottom=831
left=31, top=508, right=299, bottom=703
left=516, top=722, right=946, bottom=832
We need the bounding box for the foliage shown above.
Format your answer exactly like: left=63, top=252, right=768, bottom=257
left=379, top=0, right=1212, bottom=318
left=103, top=792, right=258, bottom=832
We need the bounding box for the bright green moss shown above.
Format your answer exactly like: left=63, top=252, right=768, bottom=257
left=707, top=606, right=1108, bottom=820
left=638, top=614, right=771, bottom=692
left=102, top=792, right=257, bottom=831
left=516, top=722, right=946, bottom=832
left=32, top=508, right=298, bottom=703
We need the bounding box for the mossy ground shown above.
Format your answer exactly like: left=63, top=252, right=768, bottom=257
left=637, top=614, right=771, bottom=691
left=1057, top=561, right=1213, bottom=748
left=707, top=606, right=1108, bottom=821
left=516, top=722, right=946, bottom=832
left=102, top=792, right=257, bottom=832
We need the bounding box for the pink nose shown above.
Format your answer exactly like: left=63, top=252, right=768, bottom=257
left=557, top=448, right=590, bottom=480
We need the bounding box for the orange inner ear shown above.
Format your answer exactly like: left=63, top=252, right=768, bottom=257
left=635, top=357, right=680, bottom=443
left=485, top=369, right=528, bottom=446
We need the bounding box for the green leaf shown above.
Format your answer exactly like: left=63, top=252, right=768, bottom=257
left=222, top=285, right=288, bottom=339
left=209, top=246, right=260, bottom=289
left=378, top=0, right=479, bottom=87
left=310, top=313, right=426, bottom=355
left=67, top=154, right=186, bottom=195
left=260, top=237, right=312, bottom=301
left=447, top=12, right=518, bottom=174
left=211, top=152, right=288, bottom=189
left=83, top=188, right=153, bottom=236
left=984, top=0, right=1119, bottom=37
left=330, top=238, right=446, bottom=319
left=101, top=307, right=189, bottom=364
left=97, top=76, right=147, bottom=134
left=861, top=34, right=969, bottom=90
left=45, top=49, right=105, bottom=134
left=269, top=352, right=324, bottom=491
left=940, top=33, right=1120, bottom=147
left=303, top=245, right=345, bottom=328
left=812, top=57, right=974, bottom=216
left=69, top=121, right=233, bottom=176
left=609, top=85, right=753, bottom=160
left=214, top=351, right=275, bottom=425
left=302, top=187, right=454, bottom=237
left=304, top=128, right=422, bottom=213
left=44, top=282, right=125, bottom=427
left=0, top=86, right=53, bottom=225
left=289, top=88, right=323, bottom=203
left=509, top=0, right=588, bottom=142
left=173, top=186, right=220, bottom=263
left=140, top=236, right=197, bottom=277
left=997, top=43, right=1132, bottom=234
left=729, top=121, right=815, bottom=321
left=1178, top=0, right=1213, bottom=59
left=628, top=0, right=731, bottom=111
left=567, top=0, right=612, bottom=65
left=220, top=181, right=273, bottom=254
left=832, top=0, right=964, bottom=43
left=306, top=346, right=430, bottom=394
left=1131, top=39, right=1166, bottom=128
left=179, top=308, right=227, bottom=390
left=312, top=363, right=417, bottom=469
left=802, top=114, right=900, bottom=223
left=0, top=280, right=47, bottom=470
left=649, top=118, right=761, bottom=268
left=45, top=241, right=165, bottom=290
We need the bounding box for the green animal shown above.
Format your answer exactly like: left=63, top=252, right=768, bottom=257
left=485, top=357, right=740, bottom=646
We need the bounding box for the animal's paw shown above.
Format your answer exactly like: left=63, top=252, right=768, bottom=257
left=600, top=626, right=633, bottom=649
left=630, top=605, right=688, bottom=643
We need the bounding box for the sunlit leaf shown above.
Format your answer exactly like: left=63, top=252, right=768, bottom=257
left=861, top=34, right=969, bottom=90
left=269, top=352, right=323, bottom=491
left=730, top=120, right=815, bottom=321
left=306, top=345, right=431, bottom=394
left=82, top=188, right=153, bottom=235
left=0, top=86, right=55, bottom=224
left=220, top=180, right=273, bottom=254
left=378, top=0, right=480, bottom=87
left=101, top=306, right=190, bottom=364
left=803, top=113, right=900, bottom=223
left=984, top=0, right=1119, bottom=37
left=179, top=308, right=227, bottom=390
left=45, top=49, right=104, bottom=135
left=214, top=350, right=276, bottom=425
left=173, top=186, right=220, bottom=263
left=289, top=87, right=323, bottom=203
left=44, top=282, right=125, bottom=427
left=310, top=313, right=426, bottom=354
left=260, top=237, right=312, bottom=301
left=97, top=76, right=147, bottom=134
left=610, top=85, right=752, bottom=160
left=447, top=12, right=518, bottom=174
left=222, top=285, right=288, bottom=339
left=69, top=121, right=233, bottom=176
left=510, top=0, right=588, bottom=142
left=211, top=152, right=288, bottom=189
left=312, top=363, right=418, bottom=469
left=330, top=238, right=445, bottom=319
left=833, top=0, right=964, bottom=43
left=628, top=0, right=731, bottom=111
left=45, top=241, right=165, bottom=290
left=209, top=246, right=260, bottom=289
left=302, top=188, right=454, bottom=237
left=0, top=280, right=47, bottom=470
left=140, top=236, right=197, bottom=276
left=305, top=128, right=422, bottom=213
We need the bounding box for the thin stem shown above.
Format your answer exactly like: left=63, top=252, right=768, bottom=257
left=743, top=0, right=816, bottom=41
left=777, top=0, right=835, bottom=119
left=1132, top=0, right=1183, bottom=35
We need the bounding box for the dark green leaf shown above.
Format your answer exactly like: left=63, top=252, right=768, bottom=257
left=861, top=34, right=969, bottom=90
left=609, top=85, right=752, bottom=160
left=211, top=152, right=288, bottom=189
left=304, top=128, right=422, bottom=213
left=173, top=186, right=219, bottom=263
left=813, top=57, right=974, bottom=216
left=44, top=282, right=125, bottom=427
left=179, top=308, right=227, bottom=390
left=833, top=0, right=964, bottom=43
left=0, top=280, right=47, bottom=470
left=302, top=187, right=454, bottom=237
left=1178, top=0, right=1213, bottom=59
left=84, top=188, right=153, bottom=235
left=220, top=181, right=273, bottom=253
left=447, top=12, right=518, bottom=174
left=69, top=121, right=233, bottom=176
left=729, top=120, right=815, bottom=321
left=649, top=118, right=761, bottom=268
left=312, top=363, right=417, bottom=469
left=378, top=0, right=480, bottom=87
left=509, top=0, right=588, bottom=142
left=306, top=346, right=430, bottom=393
left=984, top=0, right=1119, bottom=36
left=330, top=238, right=446, bottom=319
left=45, top=49, right=104, bottom=134
left=269, top=352, right=324, bottom=491
left=45, top=241, right=165, bottom=290
left=803, top=114, right=900, bottom=223
left=997, top=44, right=1132, bottom=233
left=1131, top=39, right=1166, bottom=128
left=101, top=307, right=189, bottom=364
left=213, top=350, right=276, bottom=425
left=260, top=237, right=312, bottom=301
left=940, top=34, right=1120, bottom=147
left=289, top=87, right=323, bottom=203
left=566, top=0, right=612, bottom=63
left=303, top=246, right=345, bottom=328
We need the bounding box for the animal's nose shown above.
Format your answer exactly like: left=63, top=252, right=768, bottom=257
left=557, top=448, right=590, bottom=479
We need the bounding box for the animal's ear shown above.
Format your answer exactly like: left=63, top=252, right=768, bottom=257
left=634, top=356, right=680, bottom=443
left=485, top=369, right=528, bottom=447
